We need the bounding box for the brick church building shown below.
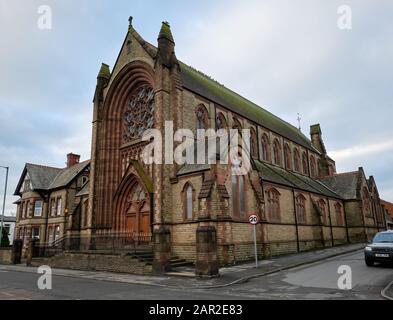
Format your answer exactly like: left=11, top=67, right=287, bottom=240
left=14, top=19, right=386, bottom=276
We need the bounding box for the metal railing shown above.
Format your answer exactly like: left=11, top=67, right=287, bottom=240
left=32, top=232, right=153, bottom=258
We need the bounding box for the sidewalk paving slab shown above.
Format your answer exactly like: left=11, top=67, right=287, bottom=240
left=0, top=243, right=366, bottom=290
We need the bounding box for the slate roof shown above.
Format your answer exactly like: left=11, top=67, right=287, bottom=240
left=76, top=182, right=89, bottom=197
left=319, top=172, right=359, bottom=200
left=179, top=62, right=319, bottom=153
left=255, top=161, right=341, bottom=198
left=14, top=161, right=90, bottom=195
left=49, top=160, right=90, bottom=190
left=25, top=164, right=62, bottom=191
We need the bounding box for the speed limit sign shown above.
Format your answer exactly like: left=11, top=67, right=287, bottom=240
left=248, top=214, right=259, bottom=225
left=249, top=214, right=260, bottom=268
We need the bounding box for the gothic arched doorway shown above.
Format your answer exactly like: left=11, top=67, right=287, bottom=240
left=125, top=182, right=151, bottom=236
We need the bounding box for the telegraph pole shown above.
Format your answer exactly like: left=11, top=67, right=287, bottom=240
left=0, top=166, right=9, bottom=246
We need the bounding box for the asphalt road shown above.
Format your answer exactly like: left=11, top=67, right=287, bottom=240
left=0, top=251, right=391, bottom=300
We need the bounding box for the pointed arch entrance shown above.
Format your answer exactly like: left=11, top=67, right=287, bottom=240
left=114, top=173, right=153, bottom=237
left=125, top=182, right=151, bottom=235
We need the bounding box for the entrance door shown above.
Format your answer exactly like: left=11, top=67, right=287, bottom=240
left=125, top=183, right=151, bottom=236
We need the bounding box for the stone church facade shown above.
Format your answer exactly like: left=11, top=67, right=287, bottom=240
left=13, top=19, right=386, bottom=276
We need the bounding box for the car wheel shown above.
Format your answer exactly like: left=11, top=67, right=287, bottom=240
left=365, top=258, right=374, bottom=267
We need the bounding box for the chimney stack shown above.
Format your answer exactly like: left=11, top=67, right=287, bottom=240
left=67, top=153, right=80, bottom=168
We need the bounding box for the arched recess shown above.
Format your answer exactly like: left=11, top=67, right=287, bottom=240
left=113, top=173, right=152, bottom=235
left=94, top=61, right=155, bottom=229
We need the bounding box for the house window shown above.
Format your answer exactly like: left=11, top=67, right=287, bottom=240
left=284, top=144, right=292, bottom=170
left=310, top=156, right=316, bottom=177
left=296, top=194, right=307, bottom=224
left=82, top=176, right=89, bottom=186
left=335, top=203, right=344, bottom=226
left=231, top=157, right=246, bottom=218
left=56, top=197, right=62, bottom=216
left=302, top=153, right=309, bottom=175
left=196, top=105, right=209, bottom=130
left=31, top=227, right=40, bottom=240
left=48, top=226, right=54, bottom=244
left=55, top=226, right=60, bottom=241
left=216, top=112, right=227, bottom=130
left=272, top=139, right=282, bottom=166
left=261, top=134, right=270, bottom=162
left=232, top=118, right=242, bottom=132
left=186, top=186, right=193, bottom=219
left=267, top=188, right=281, bottom=221
left=20, top=202, right=24, bottom=219
left=250, top=129, right=258, bottom=159
left=294, top=149, right=301, bottom=172
left=183, top=184, right=194, bottom=220
left=34, top=200, right=43, bottom=217
left=318, top=199, right=327, bottom=224
left=50, top=198, right=56, bottom=216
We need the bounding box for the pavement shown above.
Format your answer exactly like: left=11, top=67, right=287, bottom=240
left=0, top=243, right=368, bottom=289
left=1, top=243, right=392, bottom=300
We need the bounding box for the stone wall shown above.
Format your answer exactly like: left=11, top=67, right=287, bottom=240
left=30, top=252, right=152, bottom=275
left=0, top=247, right=12, bottom=264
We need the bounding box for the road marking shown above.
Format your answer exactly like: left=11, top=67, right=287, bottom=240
left=381, top=280, right=393, bottom=300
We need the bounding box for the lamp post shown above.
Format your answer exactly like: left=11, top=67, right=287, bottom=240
left=0, top=166, right=9, bottom=246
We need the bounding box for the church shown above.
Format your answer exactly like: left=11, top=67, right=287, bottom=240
left=13, top=18, right=386, bottom=276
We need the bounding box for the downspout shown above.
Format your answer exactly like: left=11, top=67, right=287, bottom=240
left=327, top=198, right=334, bottom=247
left=292, top=189, right=300, bottom=253
left=342, top=202, right=350, bottom=243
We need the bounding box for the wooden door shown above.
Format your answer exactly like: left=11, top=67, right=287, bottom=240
left=125, top=183, right=150, bottom=236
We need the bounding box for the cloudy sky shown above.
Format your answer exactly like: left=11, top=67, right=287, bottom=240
left=0, top=0, right=392, bottom=215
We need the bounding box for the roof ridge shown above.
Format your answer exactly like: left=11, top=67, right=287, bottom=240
left=26, top=163, right=62, bottom=171
left=331, top=171, right=358, bottom=177
left=180, top=62, right=310, bottom=138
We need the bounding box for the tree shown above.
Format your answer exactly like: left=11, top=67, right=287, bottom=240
left=1, top=227, right=10, bottom=247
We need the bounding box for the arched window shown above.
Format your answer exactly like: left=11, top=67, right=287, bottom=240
left=231, top=154, right=246, bottom=218
left=335, top=202, right=344, bottom=226
left=267, top=188, right=281, bottom=221
left=196, top=105, right=209, bottom=130
left=302, top=152, right=309, bottom=175
left=310, top=156, right=316, bottom=177
left=250, top=128, right=258, bottom=159
left=232, top=118, right=242, bottom=131
left=216, top=112, right=227, bottom=130
left=261, top=134, right=270, bottom=162
left=284, top=144, right=292, bottom=170
left=294, top=149, right=301, bottom=172
left=272, top=139, right=282, bottom=166
left=318, top=199, right=327, bottom=224
left=363, top=188, right=370, bottom=213
left=296, top=194, right=306, bottom=224
left=183, top=183, right=194, bottom=220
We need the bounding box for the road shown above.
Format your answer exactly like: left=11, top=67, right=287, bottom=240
left=0, top=251, right=391, bottom=300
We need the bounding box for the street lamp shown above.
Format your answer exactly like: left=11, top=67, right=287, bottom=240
left=0, top=166, right=9, bottom=246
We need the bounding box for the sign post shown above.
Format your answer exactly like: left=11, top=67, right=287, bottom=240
left=248, top=214, right=260, bottom=268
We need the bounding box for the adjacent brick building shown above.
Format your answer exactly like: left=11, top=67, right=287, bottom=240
left=13, top=19, right=387, bottom=274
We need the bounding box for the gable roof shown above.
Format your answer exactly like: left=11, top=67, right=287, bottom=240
left=14, top=164, right=62, bottom=195
left=14, top=161, right=90, bottom=196
left=319, top=172, right=359, bottom=200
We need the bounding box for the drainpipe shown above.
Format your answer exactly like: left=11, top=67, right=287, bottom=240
left=327, top=198, right=334, bottom=247
left=292, top=189, right=300, bottom=253
left=342, top=202, right=350, bottom=243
